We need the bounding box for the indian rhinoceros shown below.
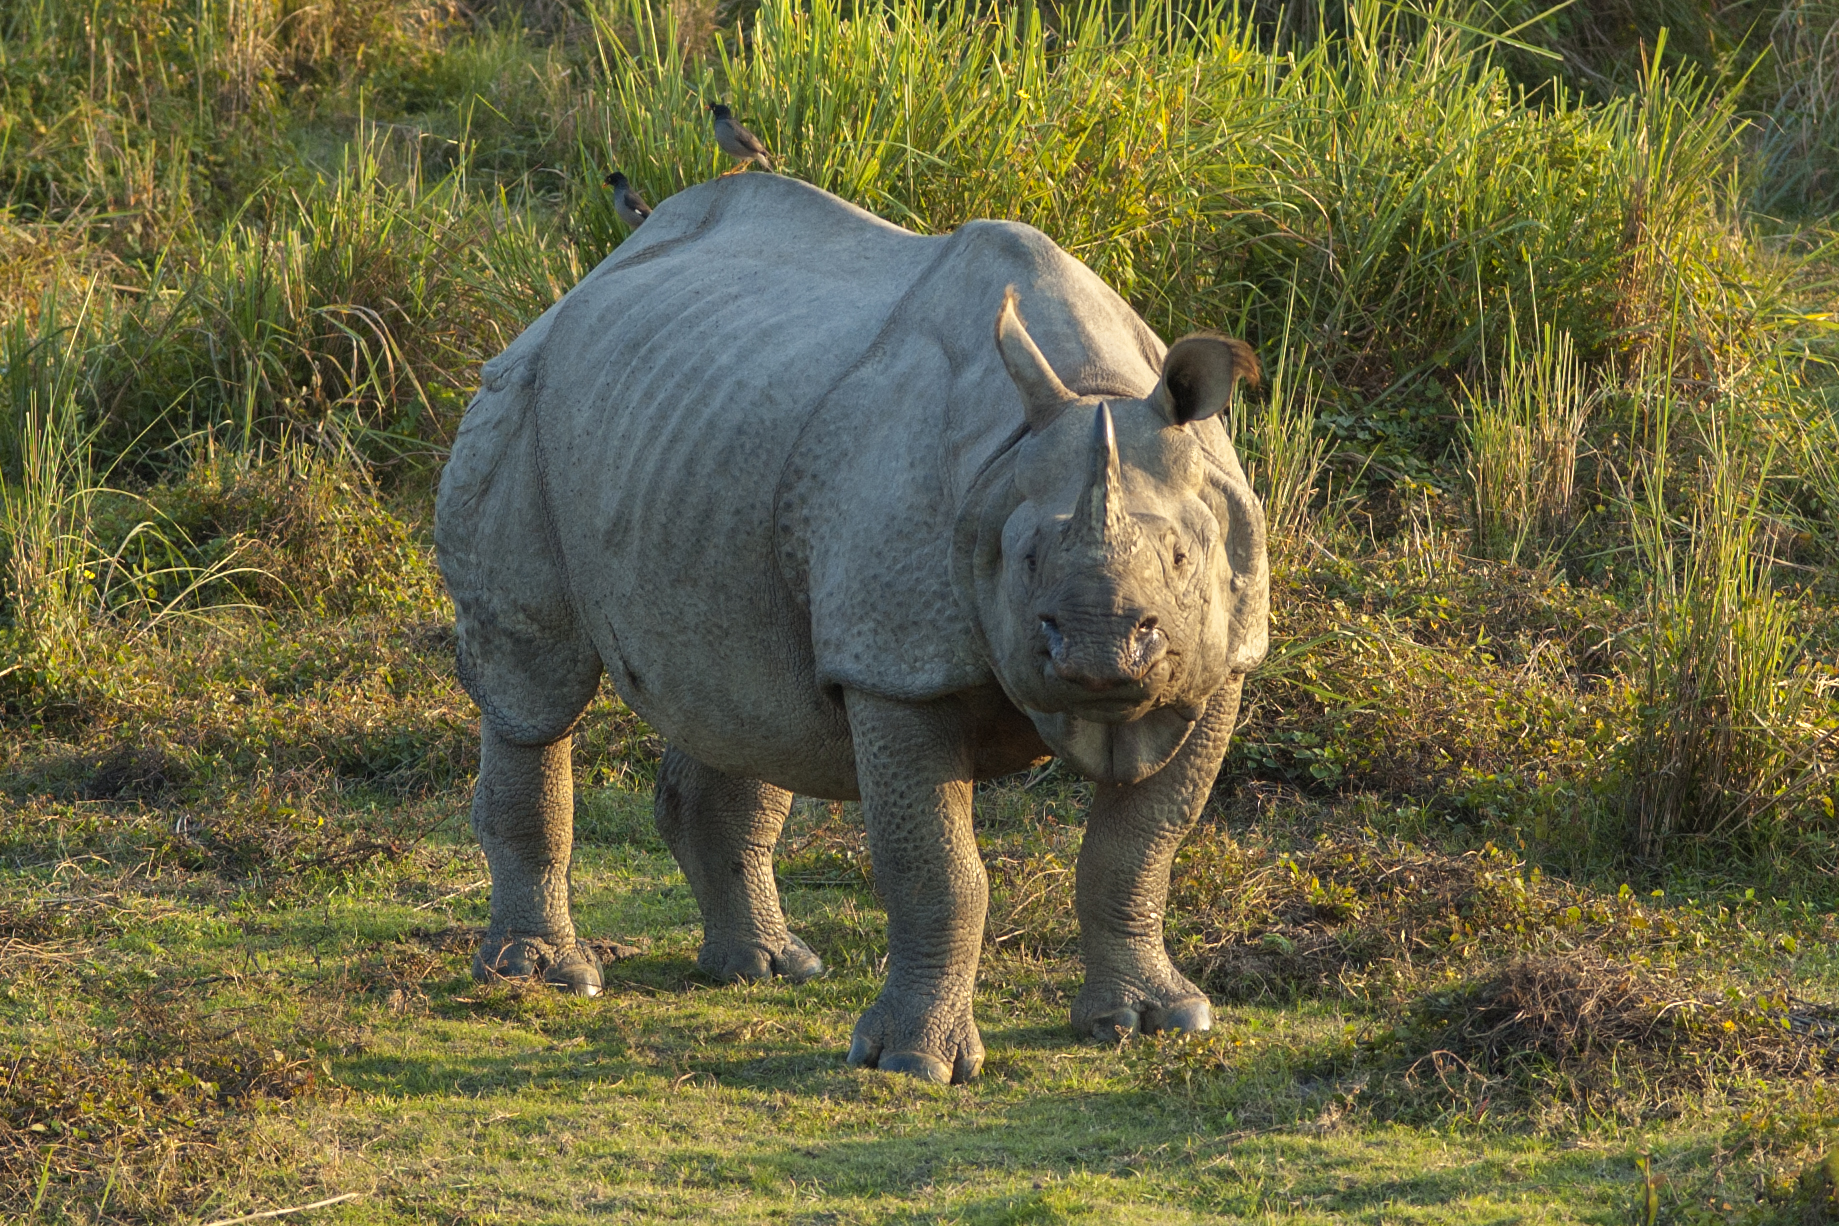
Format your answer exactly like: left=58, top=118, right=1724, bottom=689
left=434, top=173, right=1268, bottom=1083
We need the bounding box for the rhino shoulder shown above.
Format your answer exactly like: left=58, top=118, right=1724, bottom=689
left=1189, top=416, right=1270, bottom=673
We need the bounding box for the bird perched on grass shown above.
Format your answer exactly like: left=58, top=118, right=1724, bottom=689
left=709, top=103, right=773, bottom=174
left=604, top=171, right=651, bottom=229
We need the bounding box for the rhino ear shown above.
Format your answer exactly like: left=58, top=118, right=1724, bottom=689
left=995, top=287, right=1077, bottom=431
left=1151, top=332, right=1260, bottom=425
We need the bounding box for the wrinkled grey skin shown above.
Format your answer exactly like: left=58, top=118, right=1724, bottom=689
left=435, top=174, right=1268, bottom=1083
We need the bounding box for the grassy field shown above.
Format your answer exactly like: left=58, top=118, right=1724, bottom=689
left=4, top=0, right=1839, bottom=1220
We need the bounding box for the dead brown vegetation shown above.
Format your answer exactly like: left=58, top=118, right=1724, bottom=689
left=1166, top=824, right=1683, bottom=1004
left=1369, top=951, right=1839, bottom=1124
left=0, top=948, right=328, bottom=1219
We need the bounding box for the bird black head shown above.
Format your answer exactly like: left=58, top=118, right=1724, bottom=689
left=606, top=171, right=628, bottom=189
left=709, top=103, right=731, bottom=118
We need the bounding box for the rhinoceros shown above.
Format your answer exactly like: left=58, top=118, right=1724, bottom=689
left=435, top=174, right=1267, bottom=1083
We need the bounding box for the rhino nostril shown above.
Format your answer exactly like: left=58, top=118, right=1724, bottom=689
left=1128, top=620, right=1169, bottom=676
left=1039, top=617, right=1065, bottom=659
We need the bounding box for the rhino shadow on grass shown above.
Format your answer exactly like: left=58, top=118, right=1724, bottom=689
left=326, top=1012, right=1649, bottom=1222
left=435, top=173, right=1268, bottom=1083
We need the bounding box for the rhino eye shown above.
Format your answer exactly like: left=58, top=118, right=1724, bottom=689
left=1172, top=545, right=1190, bottom=567
left=1024, top=550, right=1038, bottom=575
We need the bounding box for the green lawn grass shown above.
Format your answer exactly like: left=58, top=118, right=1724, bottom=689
left=10, top=817, right=1801, bottom=1225
left=8, top=736, right=1839, bottom=1223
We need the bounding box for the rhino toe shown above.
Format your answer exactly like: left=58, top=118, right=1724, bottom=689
left=1085, top=1007, right=1141, bottom=1042
left=876, top=1052, right=955, bottom=1083
left=849, top=1042, right=981, bottom=1086
left=1074, top=983, right=1213, bottom=1042
left=1143, top=995, right=1211, bottom=1035
left=845, top=988, right=983, bottom=1084
left=702, top=944, right=774, bottom=983
left=774, top=934, right=824, bottom=982
left=700, top=934, right=825, bottom=984
left=472, top=935, right=603, bottom=996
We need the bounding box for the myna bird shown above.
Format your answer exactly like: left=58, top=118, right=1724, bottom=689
left=709, top=103, right=773, bottom=174
left=604, top=171, right=651, bottom=229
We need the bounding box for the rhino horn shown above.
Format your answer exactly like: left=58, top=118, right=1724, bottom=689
left=1067, top=403, right=1141, bottom=560
left=994, top=287, right=1077, bottom=431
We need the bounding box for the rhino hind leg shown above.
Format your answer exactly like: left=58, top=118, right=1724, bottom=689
left=471, top=723, right=603, bottom=996
left=654, top=747, right=824, bottom=984
left=461, top=631, right=605, bottom=997
left=439, top=360, right=611, bottom=995
left=1070, top=678, right=1244, bottom=1041
left=451, top=566, right=605, bottom=997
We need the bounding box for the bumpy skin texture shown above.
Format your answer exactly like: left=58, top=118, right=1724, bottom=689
left=1073, top=678, right=1243, bottom=1038
left=435, top=174, right=1268, bottom=1075
left=655, top=748, right=823, bottom=983
left=470, top=728, right=603, bottom=995
left=844, top=691, right=989, bottom=1084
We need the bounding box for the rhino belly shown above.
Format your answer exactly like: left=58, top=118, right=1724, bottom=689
left=598, top=569, right=862, bottom=801
left=554, top=409, right=861, bottom=797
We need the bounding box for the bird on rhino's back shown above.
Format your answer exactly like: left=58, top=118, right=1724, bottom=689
left=434, top=173, right=1267, bottom=1084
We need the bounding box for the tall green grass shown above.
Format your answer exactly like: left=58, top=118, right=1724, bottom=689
left=1463, top=323, right=1594, bottom=565
left=0, top=295, right=101, bottom=690
left=1231, top=317, right=1330, bottom=548
left=581, top=0, right=1770, bottom=406
left=1755, top=0, right=1839, bottom=215
left=1621, top=346, right=1830, bottom=863
left=2, top=0, right=1835, bottom=865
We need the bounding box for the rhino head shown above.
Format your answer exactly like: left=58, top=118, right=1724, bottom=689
left=980, top=289, right=1268, bottom=785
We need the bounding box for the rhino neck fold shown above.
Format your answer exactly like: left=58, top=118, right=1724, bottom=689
left=1023, top=705, right=1196, bottom=786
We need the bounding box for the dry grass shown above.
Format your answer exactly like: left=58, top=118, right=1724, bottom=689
left=0, top=889, right=336, bottom=1220
left=1235, top=542, right=1630, bottom=810
left=1160, top=817, right=1778, bottom=1005
left=1423, top=952, right=1835, bottom=1085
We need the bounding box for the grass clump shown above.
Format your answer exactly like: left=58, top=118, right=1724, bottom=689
left=100, top=443, right=443, bottom=618
left=1463, top=324, right=1594, bottom=566
left=1622, top=367, right=1837, bottom=865
left=1387, top=952, right=1839, bottom=1120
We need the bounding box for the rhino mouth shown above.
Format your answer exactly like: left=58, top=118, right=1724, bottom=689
left=1065, top=695, right=1154, bottom=724
left=1022, top=702, right=1198, bottom=785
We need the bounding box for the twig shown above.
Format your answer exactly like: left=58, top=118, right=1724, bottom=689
left=199, top=1192, right=362, bottom=1226
left=413, top=878, right=491, bottom=911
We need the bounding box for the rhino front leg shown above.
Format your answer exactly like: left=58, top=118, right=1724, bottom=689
left=843, top=690, right=986, bottom=1085
left=654, top=747, right=823, bottom=983
left=471, top=724, right=603, bottom=995
left=1072, top=678, right=1243, bottom=1040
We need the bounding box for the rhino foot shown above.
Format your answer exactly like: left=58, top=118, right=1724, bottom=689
left=1073, top=977, right=1212, bottom=1042
left=472, top=935, right=604, bottom=997
left=699, top=933, right=825, bottom=984
left=846, top=990, right=983, bottom=1085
